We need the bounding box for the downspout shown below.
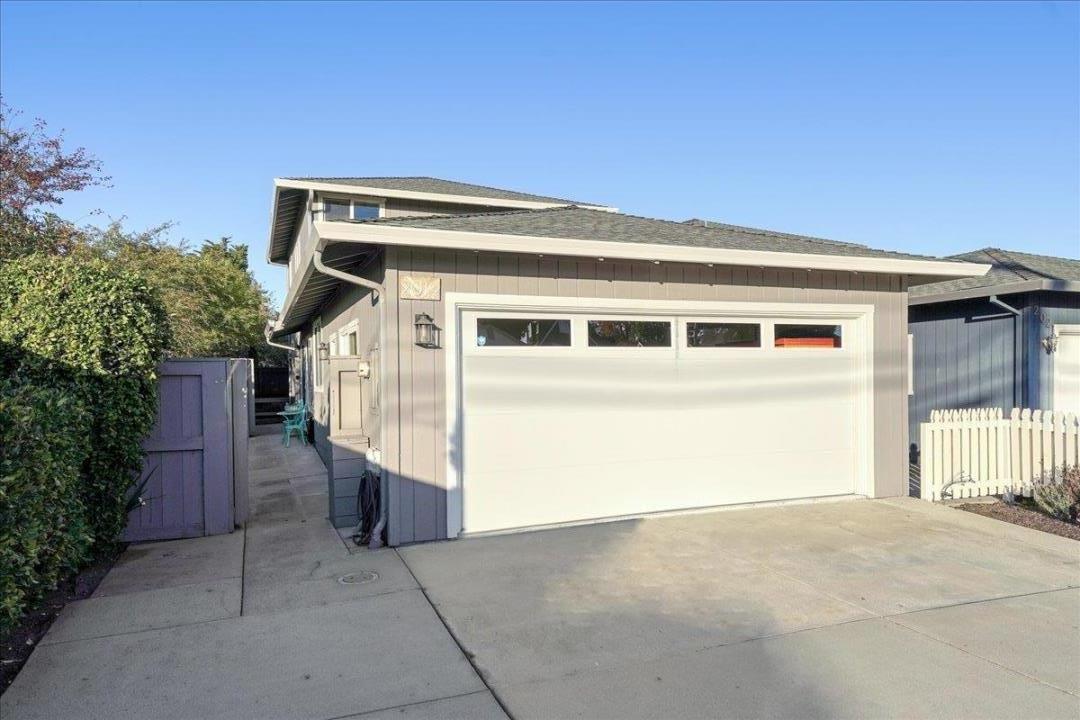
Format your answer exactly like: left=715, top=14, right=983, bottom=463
left=313, top=239, right=390, bottom=549
left=264, top=335, right=298, bottom=353
left=988, top=295, right=1021, bottom=317
left=989, top=295, right=1022, bottom=408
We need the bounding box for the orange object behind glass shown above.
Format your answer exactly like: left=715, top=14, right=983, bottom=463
left=774, top=337, right=840, bottom=348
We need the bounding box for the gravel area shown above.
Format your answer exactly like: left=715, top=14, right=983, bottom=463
left=955, top=500, right=1080, bottom=541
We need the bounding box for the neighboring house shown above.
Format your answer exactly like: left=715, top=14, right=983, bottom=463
left=908, top=249, right=1080, bottom=478
left=266, top=176, right=986, bottom=545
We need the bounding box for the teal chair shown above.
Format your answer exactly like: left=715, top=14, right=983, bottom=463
left=280, top=400, right=308, bottom=447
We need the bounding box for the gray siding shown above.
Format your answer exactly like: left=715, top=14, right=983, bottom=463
left=306, top=257, right=384, bottom=462
left=1027, top=291, right=1080, bottom=410
left=383, top=247, right=911, bottom=545
left=383, top=198, right=509, bottom=218
left=909, top=296, right=1022, bottom=450
left=908, top=290, right=1080, bottom=493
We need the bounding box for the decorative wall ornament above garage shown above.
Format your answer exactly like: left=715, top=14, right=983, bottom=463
left=399, top=275, right=441, bottom=301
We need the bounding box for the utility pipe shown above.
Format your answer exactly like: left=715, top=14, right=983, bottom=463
left=988, top=295, right=1023, bottom=408
left=313, top=240, right=389, bottom=549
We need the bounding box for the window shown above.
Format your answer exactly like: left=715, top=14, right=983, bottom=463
left=687, top=322, right=760, bottom=348
left=324, top=199, right=350, bottom=221
left=774, top=324, right=842, bottom=349
left=476, top=318, right=571, bottom=347
left=587, top=320, right=671, bottom=347
left=345, top=331, right=358, bottom=355
left=322, top=197, right=381, bottom=222
left=351, top=203, right=379, bottom=220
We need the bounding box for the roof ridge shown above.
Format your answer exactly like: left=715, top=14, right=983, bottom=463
left=968, top=248, right=1043, bottom=281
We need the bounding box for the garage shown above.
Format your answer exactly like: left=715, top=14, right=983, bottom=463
left=451, top=299, right=873, bottom=535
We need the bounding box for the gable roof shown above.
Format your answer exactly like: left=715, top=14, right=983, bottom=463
left=343, top=205, right=950, bottom=263
left=909, top=248, right=1080, bottom=304
left=267, top=176, right=614, bottom=264
left=286, top=176, right=604, bottom=207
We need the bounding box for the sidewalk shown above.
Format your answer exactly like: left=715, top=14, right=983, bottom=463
left=1, top=431, right=504, bottom=720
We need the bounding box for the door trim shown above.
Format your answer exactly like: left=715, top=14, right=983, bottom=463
left=443, top=292, right=876, bottom=538
left=1052, top=324, right=1080, bottom=412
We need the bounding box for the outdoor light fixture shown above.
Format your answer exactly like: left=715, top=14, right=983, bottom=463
left=1043, top=333, right=1059, bottom=354
left=318, top=342, right=330, bottom=361
left=414, top=313, right=440, bottom=349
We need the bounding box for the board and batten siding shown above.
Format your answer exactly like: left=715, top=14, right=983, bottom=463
left=383, top=246, right=911, bottom=545
left=908, top=296, right=1022, bottom=464
left=1026, top=292, right=1080, bottom=411
left=908, top=290, right=1080, bottom=467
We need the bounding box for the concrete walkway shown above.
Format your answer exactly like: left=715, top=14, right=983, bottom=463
left=1, top=432, right=505, bottom=720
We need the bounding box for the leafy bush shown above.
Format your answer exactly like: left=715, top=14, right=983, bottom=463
left=0, top=375, right=92, bottom=627
left=1034, top=465, right=1080, bottom=524
left=0, top=255, right=170, bottom=626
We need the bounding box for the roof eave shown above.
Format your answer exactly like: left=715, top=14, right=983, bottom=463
left=315, top=221, right=991, bottom=279
left=909, top=279, right=1080, bottom=306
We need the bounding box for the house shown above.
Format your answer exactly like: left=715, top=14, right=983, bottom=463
left=265, top=176, right=987, bottom=545
left=908, top=248, right=1080, bottom=483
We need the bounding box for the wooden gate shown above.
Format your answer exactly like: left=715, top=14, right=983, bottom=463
left=124, top=359, right=250, bottom=541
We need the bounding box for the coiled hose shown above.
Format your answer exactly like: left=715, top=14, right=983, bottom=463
left=351, top=469, right=382, bottom=546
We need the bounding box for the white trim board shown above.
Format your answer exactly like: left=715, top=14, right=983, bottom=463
left=318, top=220, right=989, bottom=279
left=442, top=292, right=877, bottom=539
left=1052, top=324, right=1080, bottom=414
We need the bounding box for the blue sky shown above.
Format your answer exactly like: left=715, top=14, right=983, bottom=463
left=2, top=1, right=1077, bottom=307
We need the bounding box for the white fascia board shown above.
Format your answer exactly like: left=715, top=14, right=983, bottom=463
left=315, top=221, right=991, bottom=279
left=274, top=178, right=618, bottom=213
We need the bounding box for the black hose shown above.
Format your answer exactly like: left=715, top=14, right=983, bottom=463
left=352, top=469, right=381, bottom=546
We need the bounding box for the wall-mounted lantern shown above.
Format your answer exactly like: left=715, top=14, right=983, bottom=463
left=414, top=313, right=440, bottom=349
left=1042, top=332, right=1059, bottom=354
left=318, top=342, right=331, bottom=361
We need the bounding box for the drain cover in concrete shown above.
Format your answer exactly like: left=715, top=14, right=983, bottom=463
left=338, top=571, right=379, bottom=585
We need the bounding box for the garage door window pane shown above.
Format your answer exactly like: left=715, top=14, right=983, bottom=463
left=774, top=324, right=842, bottom=348
left=587, top=320, right=671, bottom=347
left=687, top=322, right=761, bottom=348
left=476, top=318, right=571, bottom=347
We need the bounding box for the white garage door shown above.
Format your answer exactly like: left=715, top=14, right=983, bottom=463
left=457, top=306, right=869, bottom=534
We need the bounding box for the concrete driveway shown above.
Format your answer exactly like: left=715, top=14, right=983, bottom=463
left=400, top=498, right=1080, bottom=719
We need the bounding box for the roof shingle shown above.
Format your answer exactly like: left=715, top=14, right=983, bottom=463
left=909, top=248, right=1080, bottom=299
left=350, top=206, right=949, bottom=262
left=286, top=176, right=605, bottom=207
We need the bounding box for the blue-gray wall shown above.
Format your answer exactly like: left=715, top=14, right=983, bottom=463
left=1024, top=291, right=1080, bottom=410
left=909, top=290, right=1080, bottom=492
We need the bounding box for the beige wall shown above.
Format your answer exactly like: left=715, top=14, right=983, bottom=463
left=383, top=246, right=911, bottom=545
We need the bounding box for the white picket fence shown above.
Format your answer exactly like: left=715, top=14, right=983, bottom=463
left=919, top=408, right=1080, bottom=501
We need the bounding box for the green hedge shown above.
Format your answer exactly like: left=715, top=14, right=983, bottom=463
left=0, top=255, right=170, bottom=627
left=0, top=377, right=92, bottom=626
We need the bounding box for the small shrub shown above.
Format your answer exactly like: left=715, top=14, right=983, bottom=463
left=0, top=375, right=92, bottom=628
left=1033, top=465, right=1080, bottom=524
